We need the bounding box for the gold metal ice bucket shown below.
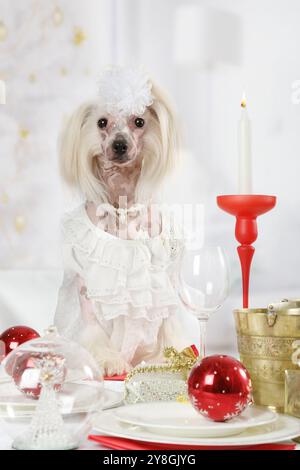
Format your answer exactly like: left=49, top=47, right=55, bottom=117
left=234, top=302, right=300, bottom=412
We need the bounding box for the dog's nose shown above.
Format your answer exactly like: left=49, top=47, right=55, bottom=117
left=112, top=140, right=128, bottom=155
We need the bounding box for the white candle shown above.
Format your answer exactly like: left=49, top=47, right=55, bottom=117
left=238, top=94, right=252, bottom=194
left=0, top=80, right=6, bottom=104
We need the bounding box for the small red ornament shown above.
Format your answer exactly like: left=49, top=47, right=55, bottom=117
left=188, top=355, right=252, bottom=422
left=0, top=325, right=39, bottom=359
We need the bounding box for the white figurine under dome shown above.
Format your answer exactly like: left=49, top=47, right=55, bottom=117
left=54, top=66, right=198, bottom=376
left=2, top=326, right=103, bottom=450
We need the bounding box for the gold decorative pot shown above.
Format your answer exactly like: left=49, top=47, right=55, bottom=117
left=234, top=302, right=300, bottom=412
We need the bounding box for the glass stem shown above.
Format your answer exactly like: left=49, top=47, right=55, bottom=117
left=198, top=317, right=207, bottom=359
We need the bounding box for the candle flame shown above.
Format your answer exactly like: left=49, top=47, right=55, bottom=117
left=241, top=92, right=246, bottom=108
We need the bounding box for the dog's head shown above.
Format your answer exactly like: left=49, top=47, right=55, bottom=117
left=59, top=72, right=179, bottom=203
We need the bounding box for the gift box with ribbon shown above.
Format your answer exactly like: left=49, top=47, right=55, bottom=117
left=124, top=345, right=198, bottom=404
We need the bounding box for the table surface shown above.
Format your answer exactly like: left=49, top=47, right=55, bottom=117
left=0, top=381, right=299, bottom=451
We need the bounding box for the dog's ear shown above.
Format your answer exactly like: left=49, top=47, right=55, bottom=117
left=153, top=83, right=179, bottom=169
left=138, top=83, right=180, bottom=200
left=59, top=102, right=93, bottom=186
left=59, top=102, right=106, bottom=202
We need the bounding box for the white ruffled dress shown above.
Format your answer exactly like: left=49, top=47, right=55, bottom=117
left=54, top=204, right=197, bottom=366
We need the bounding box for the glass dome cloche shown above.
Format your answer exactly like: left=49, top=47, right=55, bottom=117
left=0, top=326, right=104, bottom=450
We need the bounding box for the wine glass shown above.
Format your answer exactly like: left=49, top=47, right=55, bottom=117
left=179, top=246, right=229, bottom=358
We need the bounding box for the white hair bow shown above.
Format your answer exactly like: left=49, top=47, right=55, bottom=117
left=98, top=66, right=154, bottom=117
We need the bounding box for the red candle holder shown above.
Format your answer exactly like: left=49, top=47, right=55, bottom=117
left=217, top=195, right=276, bottom=308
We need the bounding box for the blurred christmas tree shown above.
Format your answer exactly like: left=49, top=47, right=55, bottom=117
left=0, top=0, right=110, bottom=267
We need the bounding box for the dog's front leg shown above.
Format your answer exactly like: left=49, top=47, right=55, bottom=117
left=77, top=277, right=130, bottom=375
left=79, top=321, right=131, bottom=376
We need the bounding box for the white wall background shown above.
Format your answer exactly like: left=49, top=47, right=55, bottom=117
left=0, top=0, right=300, bottom=353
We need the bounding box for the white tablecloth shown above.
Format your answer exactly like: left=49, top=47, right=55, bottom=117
left=0, top=381, right=299, bottom=451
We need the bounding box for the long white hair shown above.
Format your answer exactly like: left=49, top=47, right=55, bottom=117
left=59, top=82, right=180, bottom=203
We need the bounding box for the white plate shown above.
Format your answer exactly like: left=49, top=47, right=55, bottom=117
left=93, top=409, right=300, bottom=447
left=114, top=402, right=277, bottom=438
left=0, top=388, right=123, bottom=417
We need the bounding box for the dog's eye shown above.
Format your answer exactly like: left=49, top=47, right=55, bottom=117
left=97, top=118, right=108, bottom=129
left=134, top=117, right=145, bottom=128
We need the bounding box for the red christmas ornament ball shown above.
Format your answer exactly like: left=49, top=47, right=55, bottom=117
left=188, top=355, right=252, bottom=422
left=0, top=325, right=39, bottom=359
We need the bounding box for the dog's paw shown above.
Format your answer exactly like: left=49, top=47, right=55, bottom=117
left=101, top=354, right=131, bottom=377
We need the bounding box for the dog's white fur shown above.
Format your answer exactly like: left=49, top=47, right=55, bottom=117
left=58, top=82, right=186, bottom=375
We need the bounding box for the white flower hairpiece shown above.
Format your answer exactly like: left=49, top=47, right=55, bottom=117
left=98, top=66, right=154, bottom=117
